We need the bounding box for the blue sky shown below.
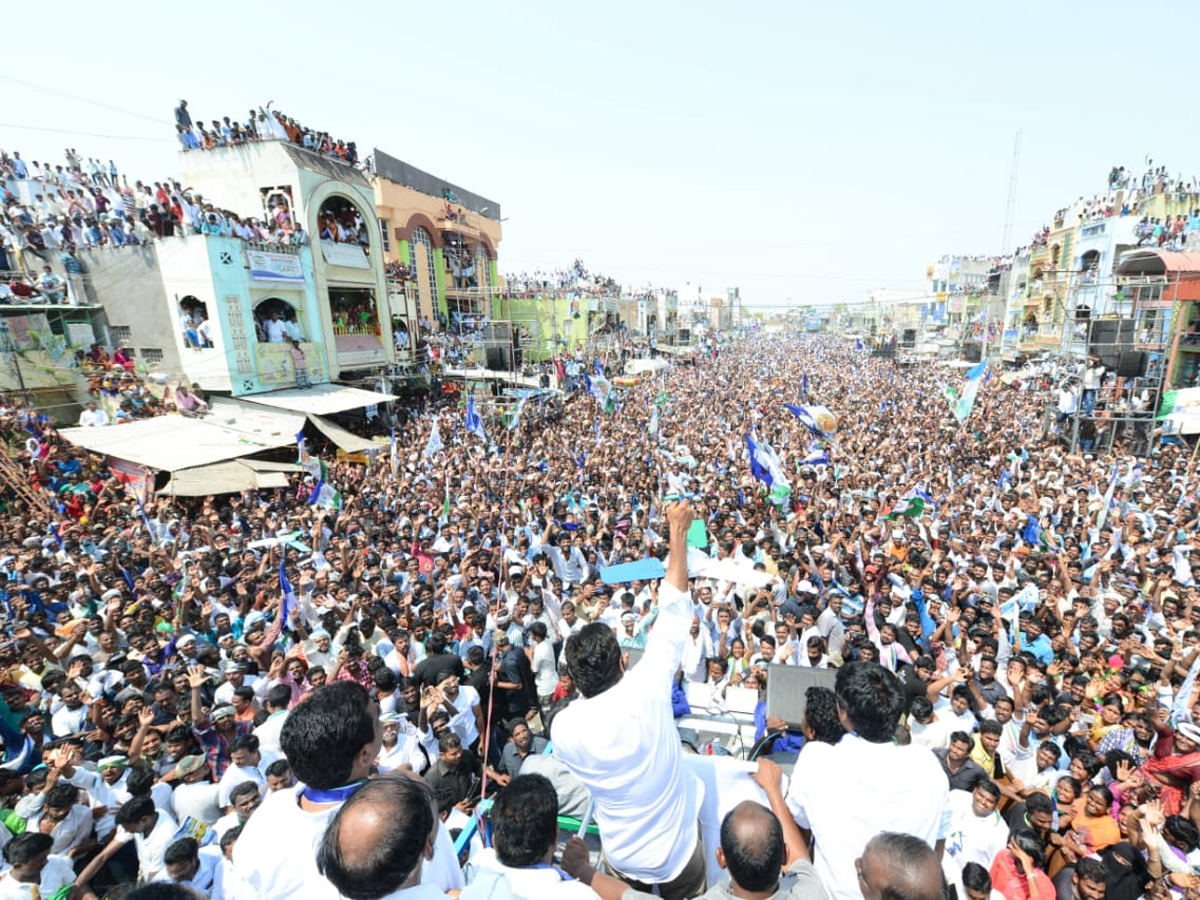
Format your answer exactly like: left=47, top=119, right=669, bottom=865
left=5, top=0, right=1199, bottom=311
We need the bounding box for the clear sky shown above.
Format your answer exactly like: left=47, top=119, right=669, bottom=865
left=4, top=0, right=1200, bottom=312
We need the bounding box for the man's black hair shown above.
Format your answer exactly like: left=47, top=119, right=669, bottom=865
left=317, top=776, right=435, bottom=900
left=44, top=783, right=78, bottom=810
left=266, top=759, right=291, bottom=778
left=230, top=734, right=259, bottom=755
left=3, top=831, right=52, bottom=866
left=1074, top=857, right=1107, bottom=886
left=720, top=801, right=785, bottom=893
left=961, top=862, right=992, bottom=895
left=948, top=731, right=972, bottom=749
left=163, top=837, right=199, bottom=867
left=1165, top=815, right=1200, bottom=852
left=266, top=684, right=292, bottom=711
left=229, top=781, right=260, bottom=805
left=803, top=686, right=845, bottom=745
left=564, top=622, right=622, bottom=698
left=978, top=719, right=1002, bottom=737
left=491, top=774, right=559, bottom=868
left=115, top=795, right=157, bottom=827
left=437, top=732, right=461, bottom=754
left=280, top=682, right=376, bottom=790
left=833, top=662, right=904, bottom=743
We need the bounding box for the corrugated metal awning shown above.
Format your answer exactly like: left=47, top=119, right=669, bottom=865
left=240, top=384, right=394, bottom=416
left=308, top=415, right=375, bottom=453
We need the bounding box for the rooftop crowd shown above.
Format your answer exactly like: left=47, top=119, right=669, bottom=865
left=171, top=101, right=360, bottom=167
left=0, top=333, right=1193, bottom=899
left=0, top=147, right=309, bottom=284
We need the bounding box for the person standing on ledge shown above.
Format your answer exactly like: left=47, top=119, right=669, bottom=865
left=554, top=499, right=706, bottom=900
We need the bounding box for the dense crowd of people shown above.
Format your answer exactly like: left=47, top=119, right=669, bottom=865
left=504, top=259, right=623, bottom=297
left=0, top=148, right=309, bottom=281
left=0, top=333, right=1195, bottom=899
left=172, top=101, right=360, bottom=167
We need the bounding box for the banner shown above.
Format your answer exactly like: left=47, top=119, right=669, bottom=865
left=247, top=250, right=304, bottom=282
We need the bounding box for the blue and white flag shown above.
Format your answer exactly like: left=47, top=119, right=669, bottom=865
left=952, top=360, right=987, bottom=424
left=424, top=419, right=444, bottom=457
left=783, top=403, right=833, bottom=436
left=855, top=338, right=865, bottom=351
left=746, top=432, right=791, bottom=502
left=295, top=427, right=306, bottom=463
left=465, top=395, right=488, bottom=443
left=389, top=428, right=398, bottom=476
left=509, top=395, right=527, bottom=431
left=800, top=448, right=831, bottom=467
left=1096, top=464, right=1119, bottom=531
left=279, top=557, right=298, bottom=625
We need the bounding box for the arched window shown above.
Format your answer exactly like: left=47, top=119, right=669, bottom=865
left=475, top=244, right=490, bottom=294
left=413, top=226, right=438, bottom=308
left=254, top=297, right=302, bottom=344
left=180, top=296, right=212, bottom=349
left=318, top=196, right=370, bottom=248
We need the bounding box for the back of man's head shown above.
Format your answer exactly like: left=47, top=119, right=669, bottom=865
left=564, top=623, right=621, bottom=698
left=835, top=662, right=904, bottom=743
left=858, top=833, right=944, bottom=900
left=281, top=682, right=376, bottom=790
left=491, top=774, right=559, bottom=868
left=317, top=776, right=435, bottom=900
left=719, top=801, right=785, bottom=893
left=266, top=684, right=291, bottom=712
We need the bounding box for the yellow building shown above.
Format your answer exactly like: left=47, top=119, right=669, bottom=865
left=370, top=150, right=503, bottom=343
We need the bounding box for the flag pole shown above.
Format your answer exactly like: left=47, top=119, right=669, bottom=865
left=1186, top=434, right=1200, bottom=483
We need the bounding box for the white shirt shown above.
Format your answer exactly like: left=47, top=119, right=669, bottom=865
left=254, top=711, right=289, bottom=756
left=910, top=716, right=955, bottom=751
left=234, top=785, right=464, bottom=899
left=532, top=640, right=556, bottom=696
left=130, top=810, right=180, bottom=883
left=786, top=735, right=950, bottom=900
left=441, top=685, right=481, bottom=748
left=265, top=318, right=288, bottom=343
left=462, top=847, right=598, bottom=899
left=50, top=702, right=88, bottom=737
left=944, top=789, right=1009, bottom=869
left=172, top=781, right=222, bottom=825
left=154, top=843, right=225, bottom=899
left=79, top=407, right=109, bottom=427
left=218, top=762, right=266, bottom=808
left=0, top=854, right=75, bottom=899
left=553, top=581, right=704, bottom=883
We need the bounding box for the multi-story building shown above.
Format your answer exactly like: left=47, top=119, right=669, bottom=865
left=370, top=149, right=502, bottom=339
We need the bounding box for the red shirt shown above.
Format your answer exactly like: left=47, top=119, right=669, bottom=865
left=990, top=851, right=1054, bottom=900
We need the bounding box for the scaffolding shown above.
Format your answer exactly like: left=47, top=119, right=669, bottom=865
left=1063, top=282, right=1171, bottom=457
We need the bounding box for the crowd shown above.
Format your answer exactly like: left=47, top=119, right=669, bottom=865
left=0, top=333, right=1195, bottom=899
left=504, top=259, right=623, bottom=297
left=172, top=101, right=360, bottom=167
left=1029, top=160, right=1200, bottom=251
left=0, top=148, right=309, bottom=280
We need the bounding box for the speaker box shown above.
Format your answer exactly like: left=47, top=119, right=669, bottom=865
left=1117, top=350, right=1148, bottom=378
left=765, top=664, right=838, bottom=730
left=485, top=347, right=510, bottom=371
left=1088, top=319, right=1134, bottom=368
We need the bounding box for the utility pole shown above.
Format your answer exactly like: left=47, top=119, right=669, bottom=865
left=0, top=323, right=30, bottom=407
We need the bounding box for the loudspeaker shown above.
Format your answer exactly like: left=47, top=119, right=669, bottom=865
left=1117, top=350, right=1148, bottom=378
left=485, top=347, right=510, bottom=371
left=1089, top=319, right=1134, bottom=368
left=765, top=664, right=838, bottom=730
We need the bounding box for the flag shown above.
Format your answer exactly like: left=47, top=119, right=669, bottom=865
left=655, top=390, right=668, bottom=408
left=648, top=404, right=659, bottom=437
left=303, top=458, right=342, bottom=510
left=594, top=417, right=601, bottom=444
left=1158, top=390, right=1179, bottom=420
left=885, top=496, right=925, bottom=519
left=465, top=395, right=487, bottom=443
left=442, top=471, right=451, bottom=521
left=1022, top=513, right=1042, bottom=546
left=594, top=358, right=604, bottom=377
left=295, top=427, right=306, bottom=463
left=279, top=557, right=298, bottom=625
left=1096, top=464, right=1119, bottom=531
left=783, top=404, right=833, bottom=436
left=952, top=360, right=987, bottom=424
left=855, top=338, right=865, bottom=351
left=745, top=432, right=791, bottom=503
left=389, top=428, right=398, bottom=476
left=508, top=395, right=527, bottom=431
left=424, top=419, right=444, bottom=457
left=802, top=373, right=809, bottom=397
left=800, top=447, right=830, bottom=467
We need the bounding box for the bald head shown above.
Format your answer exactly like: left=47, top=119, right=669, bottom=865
left=857, top=833, right=945, bottom=900
left=317, top=776, right=435, bottom=899
left=718, top=800, right=785, bottom=893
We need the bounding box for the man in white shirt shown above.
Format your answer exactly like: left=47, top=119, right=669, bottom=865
left=554, top=501, right=706, bottom=900
left=317, top=775, right=450, bottom=900
left=253, top=685, right=291, bottom=757
left=264, top=311, right=288, bottom=343
left=217, top=735, right=267, bottom=809
left=0, top=833, right=77, bottom=900
left=234, top=681, right=463, bottom=899
left=786, top=661, right=951, bottom=900
left=462, top=774, right=597, bottom=898
left=78, top=401, right=109, bottom=428
left=112, top=795, right=180, bottom=883
left=160, top=835, right=227, bottom=898
left=945, top=782, right=1010, bottom=870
